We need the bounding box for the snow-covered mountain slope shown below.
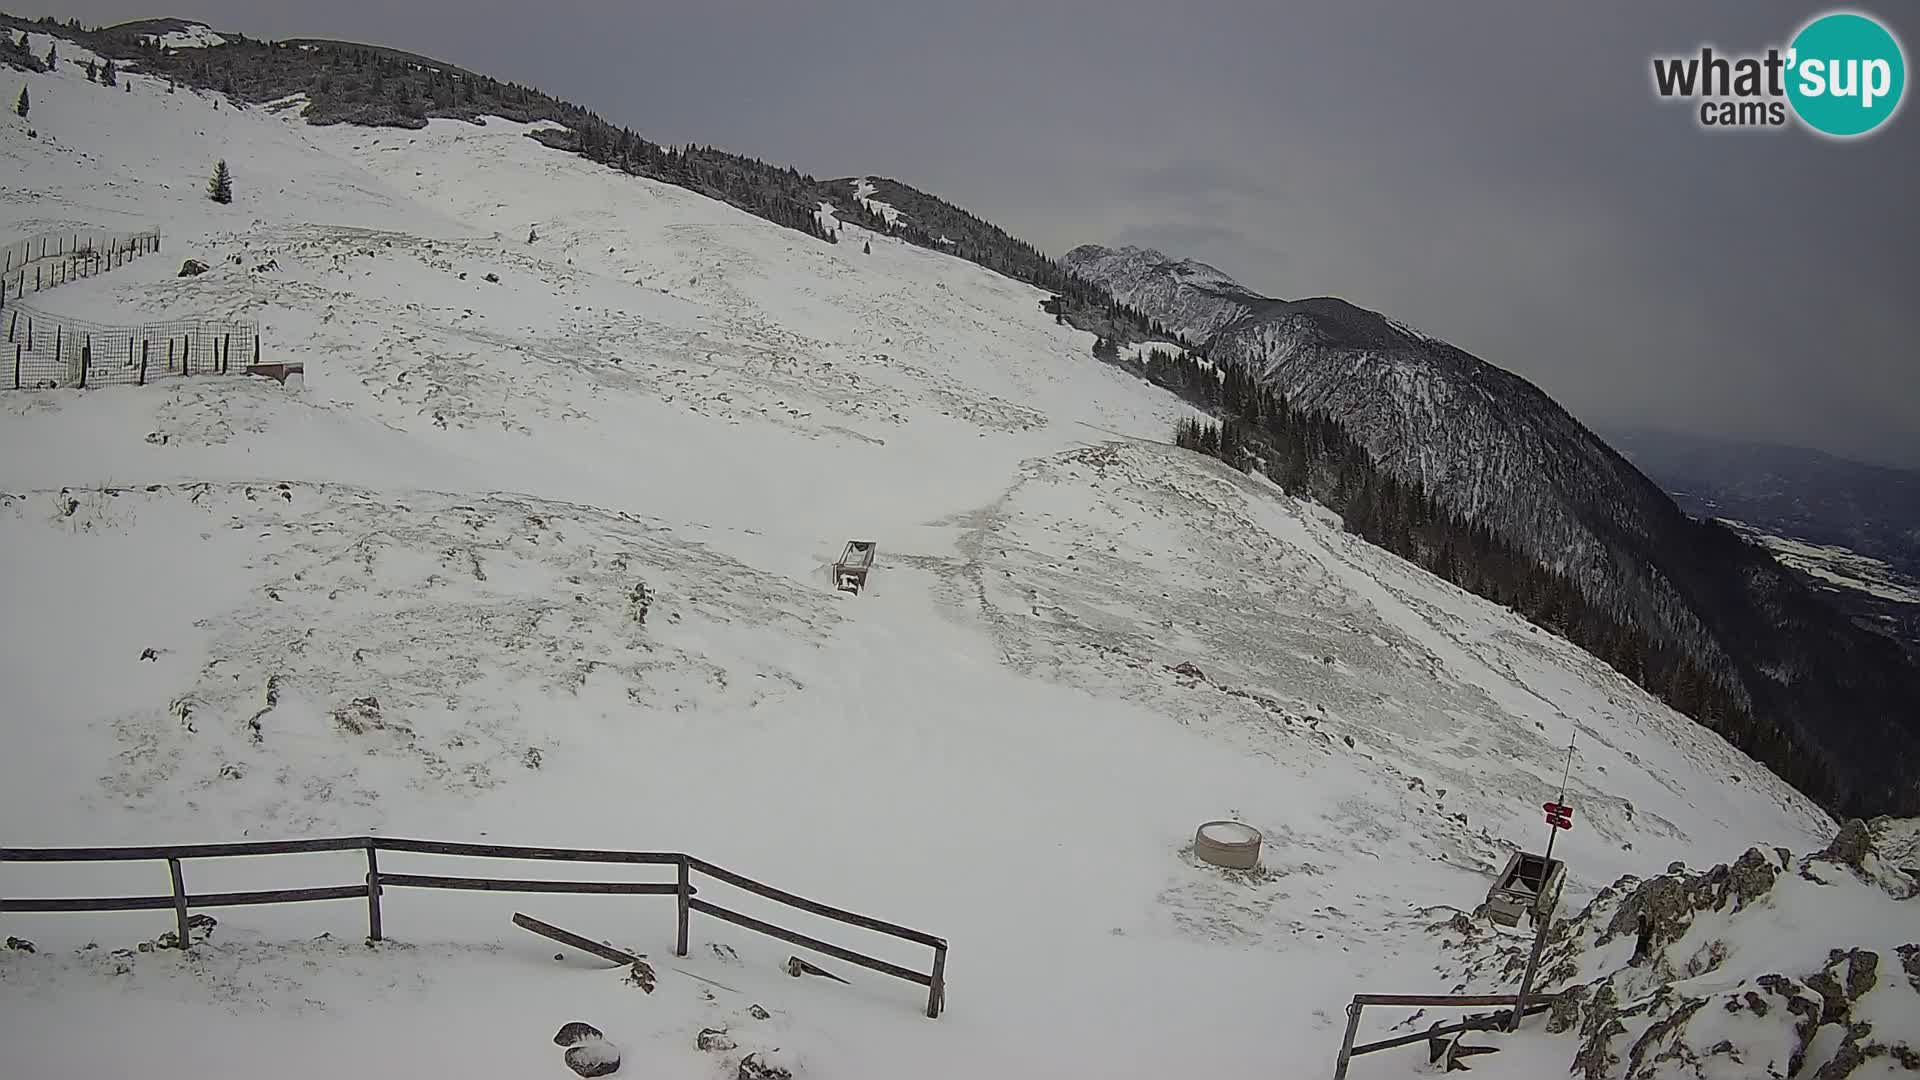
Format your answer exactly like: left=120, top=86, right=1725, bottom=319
left=1061, top=244, right=1710, bottom=652
left=0, top=35, right=1874, bottom=1080
left=1061, top=243, right=1920, bottom=820
left=1059, top=243, right=1264, bottom=343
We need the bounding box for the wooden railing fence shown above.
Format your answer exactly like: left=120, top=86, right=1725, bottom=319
left=0, top=836, right=947, bottom=1018
left=1330, top=992, right=1557, bottom=1078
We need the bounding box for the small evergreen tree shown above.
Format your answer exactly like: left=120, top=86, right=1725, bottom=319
left=85, top=59, right=97, bottom=82
left=101, top=59, right=117, bottom=87
left=208, top=159, right=233, bottom=204
left=863, top=239, right=871, bottom=254
left=14, top=85, right=27, bottom=119
left=44, top=42, right=56, bottom=70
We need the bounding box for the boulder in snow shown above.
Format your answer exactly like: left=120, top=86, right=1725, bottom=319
left=737, top=1053, right=792, bottom=1080
left=178, top=259, right=208, bottom=277
left=563, top=1040, right=620, bottom=1077
left=553, top=1022, right=603, bottom=1047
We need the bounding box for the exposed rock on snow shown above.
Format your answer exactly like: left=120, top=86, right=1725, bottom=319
left=1437, top=820, right=1920, bottom=1078
left=178, top=259, right=208, bottom=276
left=553, top=1021, right=604, bottom=1046
left=564, top=1039, right=621, bottom=1077
left=738, top=1052, right=794, bottom=1080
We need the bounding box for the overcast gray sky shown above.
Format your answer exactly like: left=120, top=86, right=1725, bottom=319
left=20, top=0, right=1920, bottom=466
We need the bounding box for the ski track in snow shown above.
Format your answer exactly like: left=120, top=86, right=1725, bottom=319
left=0, top=39, right=1840, bottom=1080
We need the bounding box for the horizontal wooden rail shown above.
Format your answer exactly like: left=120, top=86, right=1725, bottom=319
left=688, top=897, right=932, bottom=986
left=0, top=836, right=367, bottom=862
left=1351, top=993, right=1534, bottom=1007
left=2, top=885, right=367, bottom=913
left=687, top=857, right=946, bottom=949
left=373, top=838, right=682, bottom=864
left=378, top=873, right=684, bottom=896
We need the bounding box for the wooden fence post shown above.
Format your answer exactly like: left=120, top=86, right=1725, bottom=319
left=167, top=858, right=191, bottom=950
left=676, top=857, right=690, bottom=957
left=365, top=842, right=383, bottom=942
left=53, top=323, right=60, bottom=358
left=7, top=310, right=14, bottom=341
left=168, top=337, right=175, bottom=374
left=1331, top=1000, right=1363, bottom=1080
left=927, top=945, right=947, bottom=1018
left=253, top=335, right=260, bottom=367
left=79, top=342, right=89, bottom=389
left=139, top=340, right=148, bottom=386
left=223, top=333, right=231, bottom=374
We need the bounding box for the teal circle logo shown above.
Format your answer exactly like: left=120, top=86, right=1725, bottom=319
left=1787, top=11, right=1906, bottom=137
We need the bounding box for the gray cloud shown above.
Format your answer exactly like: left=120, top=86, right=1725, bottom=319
left=20, top=0, right=1919, bottom=465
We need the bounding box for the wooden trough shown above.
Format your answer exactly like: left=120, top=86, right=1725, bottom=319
left=245, top=360, right=304, bottom=385
left=834, top=540, right=877, bottom=594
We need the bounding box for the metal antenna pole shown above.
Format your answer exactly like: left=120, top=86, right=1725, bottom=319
left=1508, top=873, right=1566, bottom=1032
left=1514, top=735, right=1576, bottom=1031
left=1543, top=735, right=1575, bottom=864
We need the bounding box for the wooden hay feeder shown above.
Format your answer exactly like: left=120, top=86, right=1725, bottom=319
left=834, top=540, right=876, bottom=594
left=245, top=360, right=304, bottom=385
left=1486, top=851, right=1565, bottom=928
left=1194, top=820, right=1263, bottom=869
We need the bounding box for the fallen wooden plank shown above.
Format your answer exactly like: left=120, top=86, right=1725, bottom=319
left=512, top=912, right=642, bottom=967
left=788, top=955, right=851, bottom=984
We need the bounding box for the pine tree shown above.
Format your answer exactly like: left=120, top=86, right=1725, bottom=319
left=45, top=43, right=56, bottom=70
left=208, top=159, right=233, bottom=204
left=85, top=59, right=97, bottom=82
left=14, top=85, right=27, bottom=119
left=101, top=59, right=117, bottom=87
left=863, top=239, right=871, bottom=255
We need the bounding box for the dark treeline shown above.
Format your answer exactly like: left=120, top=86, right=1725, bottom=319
left=1152, top=345, right=1831, bottom=805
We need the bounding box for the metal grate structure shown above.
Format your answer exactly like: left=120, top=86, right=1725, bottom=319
left=5, top=303, right=263, bottom=391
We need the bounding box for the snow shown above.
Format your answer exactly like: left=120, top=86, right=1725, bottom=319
left=0, top=57, right=1845, bottom=1080
left=851, top=177, right=903, bottom=226
left=153, top=24, right=227, bottom=50
left=1719, top=520, right=1920, bottom=604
